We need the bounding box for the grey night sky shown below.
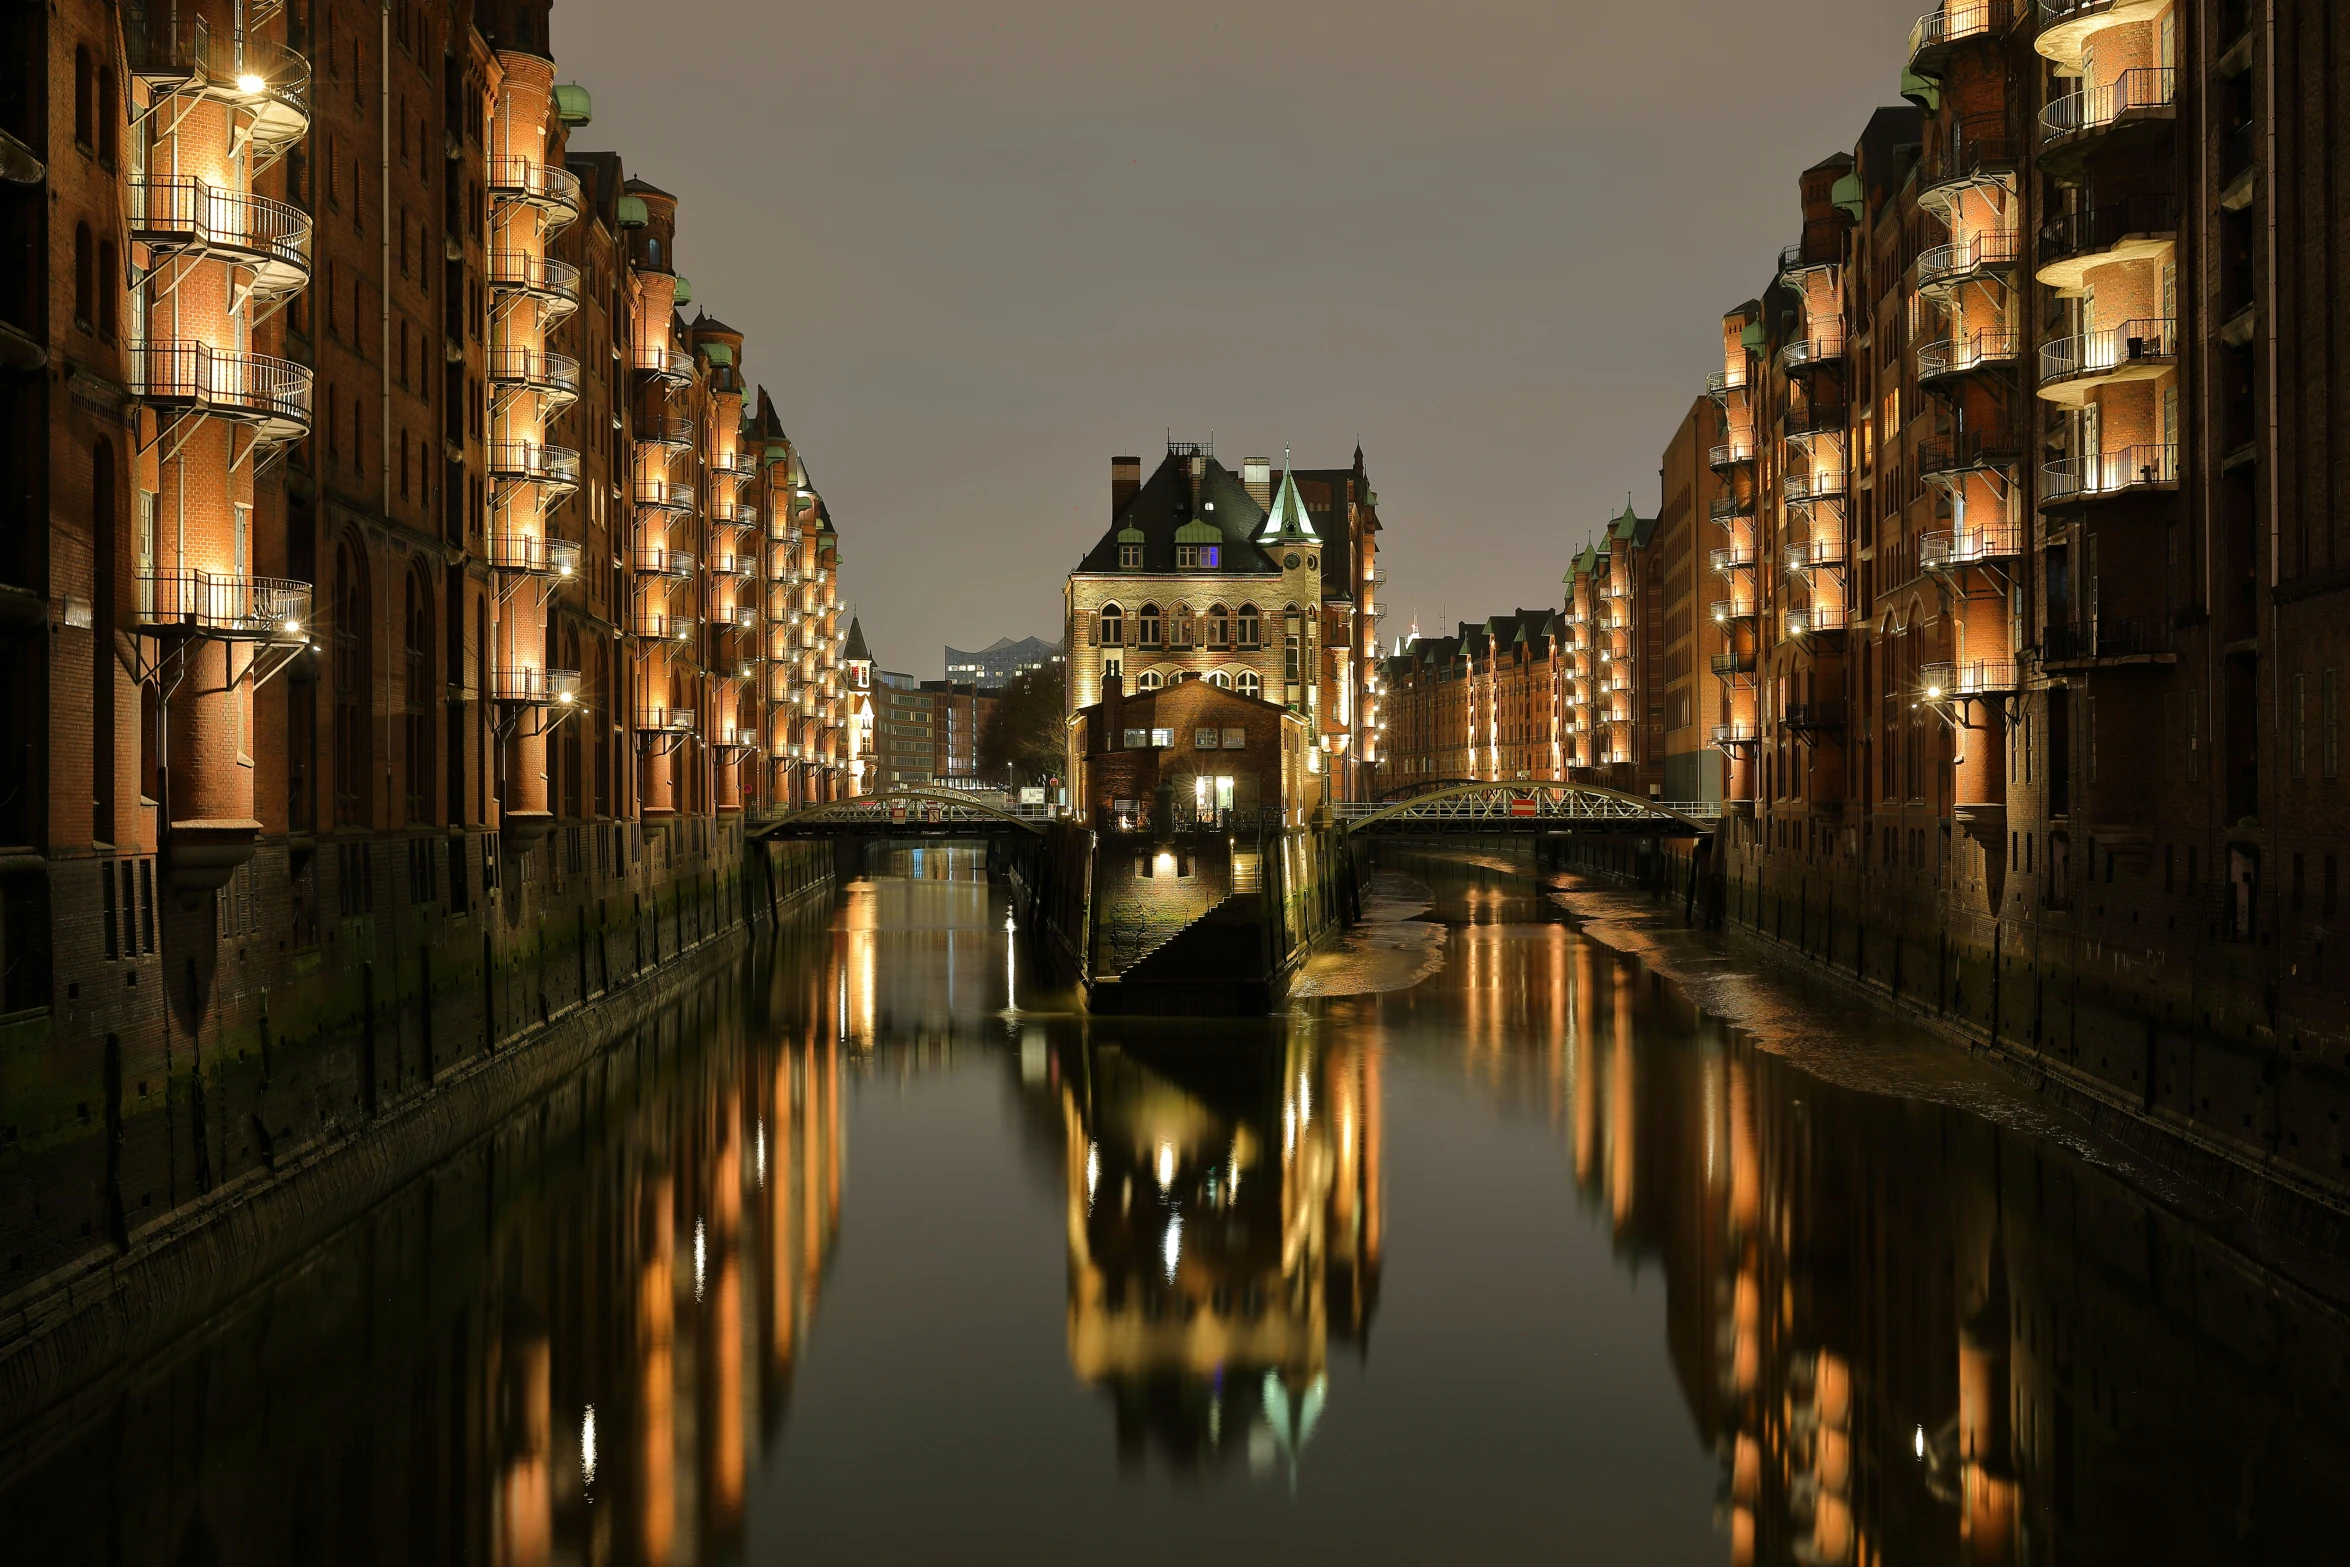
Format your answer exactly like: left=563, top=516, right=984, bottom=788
left=556, top=0, right=1926, bottom=676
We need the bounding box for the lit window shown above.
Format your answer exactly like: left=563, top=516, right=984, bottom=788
left=1195, top=728, right=1219, bottom=750
left=1119, top=543, right=1142, bottom=569
left=1238, top=671, right=1262, bottom=698
left=1138, top=671, right=1163, bottom=690
left=1151, top=728, right=1174, bottom=748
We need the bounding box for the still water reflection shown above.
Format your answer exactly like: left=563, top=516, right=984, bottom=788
left=5, top=844, right=2345, bottom=1564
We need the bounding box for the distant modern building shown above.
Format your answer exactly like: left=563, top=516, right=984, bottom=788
left=944, top=635, right=1063, bottom=690
left=874, top=670, right=997, bottom=789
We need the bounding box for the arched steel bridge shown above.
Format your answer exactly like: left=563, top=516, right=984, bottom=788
left=1335, top=782, right=1719, bottom=836
left=750, top=788, right=1047, bottom=839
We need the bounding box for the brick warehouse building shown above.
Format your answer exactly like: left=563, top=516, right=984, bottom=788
left=0, top=0, right=857, bottom=1286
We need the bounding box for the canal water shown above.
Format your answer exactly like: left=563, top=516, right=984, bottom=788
left=5, top=843, right=2345, bottom=1564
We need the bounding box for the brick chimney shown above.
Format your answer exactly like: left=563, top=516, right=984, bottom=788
left=1243, top=457, right=1272, bottom=508
left=1111, top=455, right=1141, bottom=514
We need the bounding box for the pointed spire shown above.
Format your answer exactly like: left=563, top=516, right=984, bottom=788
left=1259, top=446, right=1320, bottom=543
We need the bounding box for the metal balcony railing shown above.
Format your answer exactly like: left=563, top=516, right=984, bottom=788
left=130, top=340, right=313, bottom=438
left=486, top=250, right=583, bottom=308
left=1707, top=367, right=1749, bottom=401
left=1917, top=431, right=2021, bottom=481
left=637, top=415, right=695, bottom=451
left=128, top=178, right=312, bottom=289
left=135, top=570, right=311, bottom=641
left=1920, top=658, right=2020, bottom=697
left=1908, top=0, right=2019, bottom=65
left=1917, top=329, right=2022, bottom=382
left=2036, top=191, right=2180, bottom=273
left=1709, top=438, right=1757, bottom=469
left=635, top=707, right=697, bottom=734
left=2043, top=68, right=2177, bottom=142
left=2040, top=320, right=2177, bottom=389
left=1786, top=469, right=1850, bottom=508
left=2041, top=617, right=2173, bottom=663
left=1919, top=114, right=2019, bottom=201
left=2042, top=443, right=2178, bottom=502
left=1710, top=599, right=1758, bottom=623
left=492, top=666, right=582, bottom=706
left=1779, top=331, right=1847, bottom=374
left=632, top=475, right=693, bottom=511
left=1777, top=241, right=1843, bottom=283
left=487, top=348, right=582, bottom=404
left=488, top=533, right=583, bottom=577
left=487, top=157, right=586, bottom=222
left=633, top=545, right=693, bottom=578
left=1916, top=227, right=2023, bottom=290
left=1786, top=538, right=1846, bottom=571
left=1710, top=543, right=1759, bottom=573
left=633, top=342, right=691, bottom=381
left=1781, top=701, right=1850, bottom=731
left=1784, top=605, right=1850, bottom=637
left=1921, top=523, right=2025, bottom=570
left=487, top=443, right=582, bottom=490
left=1712, top=650, right=1758, bottom=677
left=711, top=551, right=753, bottom=577
left=125, top=21, right=311, bottom=150
left=1710, top=493, right=1753, bottom=525
left=1711, top=722, right=1761, bottom=748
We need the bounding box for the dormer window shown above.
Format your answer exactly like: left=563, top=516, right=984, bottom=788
left=1119, top=542, right=1142, bottom=569
left=1175, top=544, right=1221, bottom=569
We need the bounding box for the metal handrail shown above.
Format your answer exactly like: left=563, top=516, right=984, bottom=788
left=1785, top=605, right=1850, bottom=636
left=134, top=570, right=311, bottom=640
left=1709, top=439, right=1757, bottom=468
left=128, top=339, right=312, bottom=431
left=632, top=475, right=693, bottom=510
left=1712, top=651, right=1758, bottom=676
left=1917, top=330, right=2022, bottom=381
left=491, top=666, right=582, bottom=705
left=1707, top=367, right=1749, bottom=400
left=1916, top=431, right=2021, bottom=479
left=125, top=20, right=311, bottom=118
left=1921, top=523, right=2025, bottom=569
left=633, top=343, right=690, bottom=379
left=637, top=415, right=695, bottom=449
left=1786, top=538, right=1846, bottom=571
left=486, top=250, right=582, bottom=303
left=2040, top=319, right=2177, bottom=386
left=487, top=348, right=581, bottom=400
left=1779, top=332, right=1847, bottom=372
left=1920, top=658, right=2020, bottom=696
left=1777, top=241, right=1843, bottom=279
left=2036, top=191, right=2180, bottom=268
left=128, top=178, right=312, bottom=274
left=486, top=443, right=583, bottom=487
left=1908, top=0, right=2018, bottom=61
left=1785, top=469, right=1849, bottom=505
left=487, top=156, right=585, bottom=217
left=633, top=545, right=694, bottom=578
left=1920, top=115, right=2019, bottom=195
left=1916, top=227, right=2023, bottom=289
left=1710, top=722, right=1761, bottom=747
left=1710, top=493, right=1752, bottom=524
left=2043, top=67, right=2177, bottom=140
left=1710, top=599, right=1758, bottom=622
left=1710, top=543, right=1759, bottom=573
left=2042, top=443, right=2178, bottom=501
left=487, top=534, right=582, bottom=576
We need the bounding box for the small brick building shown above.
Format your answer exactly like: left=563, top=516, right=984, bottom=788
left=1075, top=677, right=1320, bottom=830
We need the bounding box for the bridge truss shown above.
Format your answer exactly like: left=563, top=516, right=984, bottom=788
left=1335, top=782, right=1718, bottom=836
left=752, top=788, right=1047, bottom=839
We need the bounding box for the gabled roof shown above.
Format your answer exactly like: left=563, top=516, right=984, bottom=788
left=1259, top=459, right=1320, bottom=544
left=1074, top=450, right=1280, bottom=576
left=842, top=617, right=871, bottom=662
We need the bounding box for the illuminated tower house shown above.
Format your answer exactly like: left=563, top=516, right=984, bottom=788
left=1708, top=302, right=1765, bottom=802
left=689, top=313, right=760, bottom=815
left=123, top=0, right=317, bottom=892
left=484, top=5, right=586, bottom=845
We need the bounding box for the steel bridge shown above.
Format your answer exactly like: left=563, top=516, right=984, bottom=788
left=1334, top=781, right=1719, bottom=837
left=750, top=788, right=1048, bottom=840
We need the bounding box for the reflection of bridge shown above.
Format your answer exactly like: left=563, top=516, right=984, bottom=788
left=1335, top=782, right=1719, bottom=837
left=750, top=788, right=1047, bottom=840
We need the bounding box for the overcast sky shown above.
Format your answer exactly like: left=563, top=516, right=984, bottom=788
left=556, top=0, right=1926, bottom=676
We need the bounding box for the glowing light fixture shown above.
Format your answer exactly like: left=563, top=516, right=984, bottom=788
left=236, top=71, right=268, bottom=95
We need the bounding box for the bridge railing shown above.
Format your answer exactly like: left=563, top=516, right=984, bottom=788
left=1334, top=786, right=1720, bottom=830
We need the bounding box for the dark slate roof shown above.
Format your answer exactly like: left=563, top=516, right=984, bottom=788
left=843, top=617, right=871, bottom=662
left=1075, top=450, right=1280, bottom=575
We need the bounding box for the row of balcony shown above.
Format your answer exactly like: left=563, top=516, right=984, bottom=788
left=487, top=156, right=586, bottom=227
left=488, top=442, right=582, bottom=490
left=488, top=250, right=583, bottom=314
left=487, top=348, right=581, bottom=408
left=131, top=340, right=311, bottom=444
left=126, top=19, right=310, bottom=160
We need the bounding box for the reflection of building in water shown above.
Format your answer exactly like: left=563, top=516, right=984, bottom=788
left=1051, top=1029, right=1382, bottom=1478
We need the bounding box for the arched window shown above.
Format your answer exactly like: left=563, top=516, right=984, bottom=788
left=97, top=66, right=117, bottom=165
left=1237, top=671, right=1262, bottom=699
left=1171, top=604, right=1194, bottom=648
left=73, top=224, right=93, bottom=328
left=1138, top=603, right=1162, bottom=648
left=1207, top=670, right=1231, bottom=689
left=333, top=541, right=370, bottom=825
left=1207, top=604, right=1230, bottom=648
left=1137, top=670, right=1163, bottom=690
left=96, top=238, right=117, bottom=339
left=1236, top=603, right=1261, bottom=649
left=1098, top=602, right=1123, bottom=647
left=403, top=566, right=434, bottom=823
left=74, top=46, right=94, bottom=148
left=647, top=236, right=662, bottom=268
